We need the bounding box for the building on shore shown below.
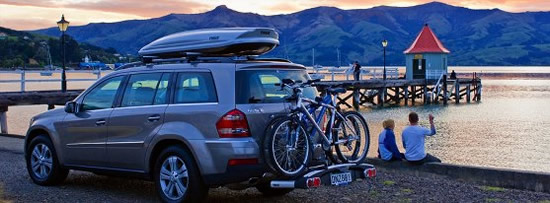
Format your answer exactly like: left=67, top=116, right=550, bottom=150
left=404, top=24, right=450, bottom=80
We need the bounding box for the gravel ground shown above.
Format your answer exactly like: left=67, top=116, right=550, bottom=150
left=1, top=136, right=550, bottom=203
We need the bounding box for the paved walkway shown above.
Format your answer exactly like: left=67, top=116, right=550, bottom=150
left=1, top=135, right=549, bottom=202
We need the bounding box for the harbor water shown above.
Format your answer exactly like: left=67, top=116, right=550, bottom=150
left=2, top=67, right=550, bottom=173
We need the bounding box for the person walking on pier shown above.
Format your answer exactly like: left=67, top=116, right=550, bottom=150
left=353, top=61, right=362, bottom=81
left=402, top=112, right=441, bottom=164
left=378, top=119, right=404, bottom=161
left=450, top=70, right=457, bottom=79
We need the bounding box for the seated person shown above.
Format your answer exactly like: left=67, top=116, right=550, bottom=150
left=401, top=112, right=441, bottom=165
left=378, top=119, right=404, bottom=161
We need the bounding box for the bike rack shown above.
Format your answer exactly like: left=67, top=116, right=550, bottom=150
left=270, top=163, right=376, bottom=189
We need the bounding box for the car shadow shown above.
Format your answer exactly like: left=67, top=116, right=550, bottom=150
left=59, top=171, right=296, bottom=202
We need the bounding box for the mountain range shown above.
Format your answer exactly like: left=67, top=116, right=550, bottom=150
left=33, top=2, right=550, bottom=66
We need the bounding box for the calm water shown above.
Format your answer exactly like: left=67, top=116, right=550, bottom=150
left=363, top=79, right=550, bottom=172
left=2, top=67, right=550, bottom=172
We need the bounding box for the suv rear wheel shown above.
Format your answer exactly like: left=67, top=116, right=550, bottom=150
left=154, top=146, right=208, bottom=203
left=25, top=135, right=69, bottom=185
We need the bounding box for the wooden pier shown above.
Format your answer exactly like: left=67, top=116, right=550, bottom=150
left=315, top=75, right=482, bottom=110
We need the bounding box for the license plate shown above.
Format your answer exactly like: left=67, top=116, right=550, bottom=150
left=330, top=172, right=352, bottom=186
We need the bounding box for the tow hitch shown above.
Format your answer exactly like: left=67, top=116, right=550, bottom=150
left=270, top=163, right=376, bottom=189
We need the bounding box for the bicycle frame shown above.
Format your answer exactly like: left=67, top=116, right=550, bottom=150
left=286, top=86, right=358, bottom=148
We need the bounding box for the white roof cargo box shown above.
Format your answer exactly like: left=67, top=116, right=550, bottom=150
left=138, top=27, right=279, bottom=57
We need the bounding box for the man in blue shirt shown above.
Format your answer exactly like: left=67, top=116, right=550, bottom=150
left=401, top=112, right=441, bottom=164
left=378, top=119, right=404, bottom=161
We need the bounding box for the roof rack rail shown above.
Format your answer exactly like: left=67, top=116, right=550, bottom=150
left=114, top=61, right=144, bottom=71
left=114, top=55, right=293, bottom=71
left=253, top=58, right=292, bottom=63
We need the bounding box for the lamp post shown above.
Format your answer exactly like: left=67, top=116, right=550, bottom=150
left=382, top=39, right=388, bottom=80
left=57, top=15, right=70, bottom=92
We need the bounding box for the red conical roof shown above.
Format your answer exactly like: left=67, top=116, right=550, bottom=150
left=404, top=24, right=450, bottom=54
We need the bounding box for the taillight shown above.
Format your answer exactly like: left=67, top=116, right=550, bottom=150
left=306, top=177, right=321, bottom=188
left=364, top=168, right=376, bottom=178
left=216, top=109, right=250, bottom=138
left=228, top=158, right=258, bottom=166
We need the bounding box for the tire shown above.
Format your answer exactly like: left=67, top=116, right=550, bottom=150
left=154, top=146, right=208, bottom=203
left=255, top=182, right=293, bottom=197
left=263, top=116, right=311, bottom=178
left=333, top=111, right=370, bottom=163
left=25, top=135, right=69, bottom=186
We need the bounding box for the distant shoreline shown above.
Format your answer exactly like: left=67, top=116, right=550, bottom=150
left=458, top=72, right=550, bottom=80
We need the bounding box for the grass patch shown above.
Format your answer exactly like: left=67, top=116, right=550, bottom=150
left=369, top=190, right=379, bottom=198
left=401, top=188, right=413, bottom=194
left=485, top=198, right=501, bottom=203
left=383, top=180, right=395, bottom=186
left=481, top=186, right=506, bottom=192
left=538, top=201, right=550, bottom=203
left=398, top=198, right=412, bottom=203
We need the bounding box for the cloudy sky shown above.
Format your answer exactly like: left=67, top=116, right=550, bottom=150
left=1, top=0, right=548, bottom=30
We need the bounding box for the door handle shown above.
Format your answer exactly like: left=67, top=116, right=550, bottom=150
left=148, top=115, right=161, bottom=122
left=95, top=120, right=106, bottom=126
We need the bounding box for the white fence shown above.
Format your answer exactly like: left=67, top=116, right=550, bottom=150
left=307, top=67, right=400, bottom=81
left=0, top=67, right=401, bottom=92
left=0, top=70, right=104, bottom=92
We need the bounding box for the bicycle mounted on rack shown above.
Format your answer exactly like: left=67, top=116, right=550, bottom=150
left=264, top=79, right=375, bottom=188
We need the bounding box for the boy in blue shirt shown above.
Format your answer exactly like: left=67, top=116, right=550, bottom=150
left=402, top=112, right=441, bottom=164
left=378, top=119, right=404, bottom=161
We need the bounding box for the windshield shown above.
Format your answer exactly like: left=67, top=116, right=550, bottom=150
left=236, top=69, right=317, bottom=104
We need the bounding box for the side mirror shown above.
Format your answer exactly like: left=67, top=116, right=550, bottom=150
left=64, top=101, right=77, bottom=113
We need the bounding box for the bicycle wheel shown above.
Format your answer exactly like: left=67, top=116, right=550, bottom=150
left=333, top=111, right=370, bottom=163
left=264, top=116, right=311, bottom=177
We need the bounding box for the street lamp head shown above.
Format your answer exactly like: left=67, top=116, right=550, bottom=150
left=57, top=14, right=70, bottom=32
left=382, top=39, right=388, bottom=48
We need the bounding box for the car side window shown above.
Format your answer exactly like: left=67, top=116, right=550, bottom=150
left=81, top=76, right=124, bottom=111
left=175, top=72, right=217, bottom=103
left=121, top=73, right=165, bottom=107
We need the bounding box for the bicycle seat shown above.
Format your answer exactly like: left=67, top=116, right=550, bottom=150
left=327, top=87, right=347, bottom=94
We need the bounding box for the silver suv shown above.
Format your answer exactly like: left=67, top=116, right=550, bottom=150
left=25, top=58, right=317, bottom=202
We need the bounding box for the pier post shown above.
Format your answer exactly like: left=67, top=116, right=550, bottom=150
left=377, top=88, right=384, bottom=107
left=404, top=86, right=409, bottom=106
left=466, top=84, right=471, bottom=103
left=0, top=106, right=7, bottom=134
left=411, top=86, right=416, bottom=105
left=423, top=85, right=428, bottom=104
left=394, top=87, right=400, bottom=104
left=455, top=80, right=460, bottom=104
left=97, top=69, right=102, bottom=79
left=353, top=88, right=360, bottom=110
left=20, top=70, right=26, bottom=92
left=443, top=75, right=448, bottom=105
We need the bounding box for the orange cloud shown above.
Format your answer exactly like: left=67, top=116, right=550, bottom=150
left=0, top=0, right=548, bottom=30
left=0, top=0, right=209, bottom=17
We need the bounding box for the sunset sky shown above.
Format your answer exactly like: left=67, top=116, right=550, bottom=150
left=1, top=0, right=549, bottom=30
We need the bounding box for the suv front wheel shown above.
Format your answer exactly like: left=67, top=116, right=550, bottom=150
left=154, top=146, right=208, bottom=203
left=25, top=135, right=69, bottom=185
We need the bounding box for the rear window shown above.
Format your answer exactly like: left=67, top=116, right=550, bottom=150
left=175, top=72, right=218, bottom=103
left=236, top=69, right=317, bottom=104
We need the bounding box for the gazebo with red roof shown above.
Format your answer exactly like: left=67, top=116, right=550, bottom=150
left=404, top=24, right=450, bottom=80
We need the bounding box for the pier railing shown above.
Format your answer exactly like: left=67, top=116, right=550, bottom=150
left=307, top=67, right=400, bottom=81
left=0, top=70, right=106, bottom=92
